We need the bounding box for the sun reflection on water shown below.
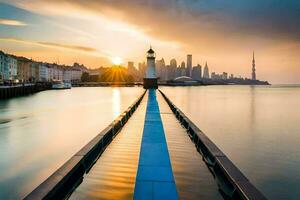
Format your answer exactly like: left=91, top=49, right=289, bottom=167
left=112, top=88, right=121, bottom=118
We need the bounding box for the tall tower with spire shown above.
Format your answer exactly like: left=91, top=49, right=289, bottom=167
left=203, top=62, right=209, bottom=79
left=252, top=51, right=256, bottom=80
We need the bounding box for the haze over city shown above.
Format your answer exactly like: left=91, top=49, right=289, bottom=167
left=0, top=0, right=300, bottom=84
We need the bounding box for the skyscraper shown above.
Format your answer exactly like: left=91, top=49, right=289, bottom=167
left=191, top=64, right=202, bottom=80
left=203, top=62, right=209, bottom=79
left=252, top=51, right=256, bottom=80
left=169, top=59, right=177, bottom=80
left=186, top=54, right=192, bottom=77
left=180, top=61, right=186, bottom=76
left=155, top=58, right=163, bottom=78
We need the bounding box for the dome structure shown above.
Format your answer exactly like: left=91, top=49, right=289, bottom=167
left=174, top=76, right=195, bottom=82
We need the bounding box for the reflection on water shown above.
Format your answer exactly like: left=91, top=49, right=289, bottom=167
left=161, top=85, right=300, bottom=200
left=0, top=87, right=143, bottom=199
left=158, top=93, right=222, bottom=200
left=71, top=93, right=147, bottom=200
left=112, top=88, right=121, bottom=118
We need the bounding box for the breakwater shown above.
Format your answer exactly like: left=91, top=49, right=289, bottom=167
left=0, top=83, right=51, bottom=99
left=159, top=89, right=266, bottom=200
left=24, top=90, right=146, bottom=200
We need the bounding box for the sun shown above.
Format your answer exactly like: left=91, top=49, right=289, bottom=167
left=111, top=57, right=122, bottom=65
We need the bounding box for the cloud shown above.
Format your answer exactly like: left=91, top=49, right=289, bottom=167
left=0, top=18, right=27, bottom=26
left=2, top=0, right=300, bottom=83
left=38, top=41, right=96, bottom=52
left=4, top=0, right=300, bottom=44
left=3, top=1, right=300, bottom=54
left=0, top=37, right=98, bottom=53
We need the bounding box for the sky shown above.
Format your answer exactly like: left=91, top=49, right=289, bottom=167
left=0, top=0, right=299, bottom=84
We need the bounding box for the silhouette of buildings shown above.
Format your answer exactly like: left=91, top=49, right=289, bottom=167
left=180, top=61, right=186, bottom=76
left=203, top=62, right=209, bottom=79
left=186, top=54, right=192, bottom=77
left=252, top=51, right=256, bottom=80
left=169, top=59, right=177, bottom=80
left=192, top=64, right=202, bottom=80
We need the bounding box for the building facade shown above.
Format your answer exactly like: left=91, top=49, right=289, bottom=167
left=192, top=64, right=202, bottom=80
left=186, top=54, right=192, bottom=77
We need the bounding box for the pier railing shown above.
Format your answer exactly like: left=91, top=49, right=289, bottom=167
left=24, top=90, right=146, bottom=200
left=159, top=89, right=267, bottom=200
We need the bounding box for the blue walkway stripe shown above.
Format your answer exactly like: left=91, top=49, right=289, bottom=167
left=133, top=89, right=178, bottom=200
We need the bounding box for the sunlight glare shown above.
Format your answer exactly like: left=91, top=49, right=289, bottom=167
left=111, top=57, right=122, bottom=65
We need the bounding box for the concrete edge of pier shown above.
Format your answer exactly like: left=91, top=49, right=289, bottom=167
left=24, top=90, right=147, bottom=200
left=158, top=89, right=267, bottom=200
left=0, top=83, right=52, bottom=99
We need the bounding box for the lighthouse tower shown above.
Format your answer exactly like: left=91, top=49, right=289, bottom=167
left=143, top=47, right=158, bottom=89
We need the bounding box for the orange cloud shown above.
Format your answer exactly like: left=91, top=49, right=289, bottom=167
left=0, top=37, right=99, bottom=53
left=0, top=18, right=27, bottom=26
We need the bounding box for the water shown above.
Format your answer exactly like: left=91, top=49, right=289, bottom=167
left=157, top=93, right=222, bottom=200
left=160, top=85, right=300, bottom=200
left=0, top=87, right=143, bottom=199
left=71, top=91, right=222, bottom=200
left=1, top=85, right=299, bottom=199
left=71, top=93, right=147, bottom=200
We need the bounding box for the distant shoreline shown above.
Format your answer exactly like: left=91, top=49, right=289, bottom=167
left=72, top=81, right=270, bottom=87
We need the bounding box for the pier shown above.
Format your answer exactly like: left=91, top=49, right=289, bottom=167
left=25, top=89, right=266, bottom=200
left=0, top=83, right=51, bottom=99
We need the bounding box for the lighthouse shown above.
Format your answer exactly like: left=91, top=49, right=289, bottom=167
left=143, top=47, right=158, bottom=89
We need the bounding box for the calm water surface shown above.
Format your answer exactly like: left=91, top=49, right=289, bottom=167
left=71, top=91, right=222, bottom=200
left=71, top=92, right=147, bottom=200
left=0, top=87, right=143, bottom=199
left=161, top=85, right=300, bottom=200
left=1, top=85, right=299, bottom=199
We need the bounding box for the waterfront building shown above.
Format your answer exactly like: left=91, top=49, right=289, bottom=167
left=48, top=64, right=63, bottom=81
left=138, top=62, right=146, bottom=79
left=192, top=64, right=202, bottom=80
left=128, top=61, right=134, bottom=69
left=222, top=72, right=228, bottom=80
left=186, top=54, right=192, bottom=77
left=252, top=51, right=256, bottom=80
left=70, top=68, right=83, bottom=82
left=169, top=59, right=177, bottom=80
left=203, top=62, right=209, bottom=79
left=143, top=47, right=157, bottom=89
left=156, top=58, right=166, bottom=81
left=127, top=61, right=139, bottom=78
left=17, top=57, right=32, bottom=83
left=38, top=63, right=50, bottom=82
left=180, top=61, right=186, bottom=76
left=175, top=66, right=181, bottom=78
left=63, top=69, right=71, bottom=83
left=6, top=56, right=18, bottom=82
left=211, top=72, right=216, bottom=80
left=0, top=51, right=6, bottom=83
left=31, top=62, right=40, bottom=82
left=211, top=72, right=228, bottom=80
left=161, top=65, right=168, bottom=81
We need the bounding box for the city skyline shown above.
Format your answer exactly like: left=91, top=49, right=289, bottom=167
left=0, top=48, right=257, bottom=83
left=0, top=1, right=300, bottom=84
